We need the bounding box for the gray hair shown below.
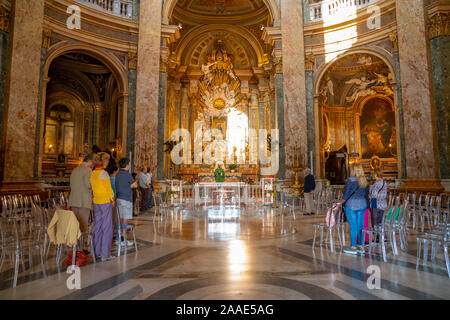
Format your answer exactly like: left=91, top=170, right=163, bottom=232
left=304, top=168, right=311, bottom=175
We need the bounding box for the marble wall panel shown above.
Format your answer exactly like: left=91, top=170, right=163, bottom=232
left=281, top=0, right=307, bottom=176
left=430, top=35, right=450, bottom=179
left=396, top=0, right=437, bottom=178
left=135, top=0, right=162, bottom=174
left=2, top=0, right=45, bottom=180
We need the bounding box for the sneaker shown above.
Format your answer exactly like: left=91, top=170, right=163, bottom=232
left=120, top=240, right=134, bottom=247
left=343, top=246, right=358, bottom=255
left=101, top=256, right=114, bottom=262
left=356, top=245, right=365, bottom=254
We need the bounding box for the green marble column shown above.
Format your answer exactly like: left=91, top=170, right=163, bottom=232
left=157, top=71, right=167, bottom=180
left=127, top=68, right=137, bottom=159
left=33, top=45, right=47, bottom=178
left=393, top=51, right=407, bottom=179
left=275, top=73, right=286, bottom=179
left=430, top=35, right=450, bottom=179
left=303, top=0, right=310, bottom=24
left=306, top=70, right=315, bottom=169
left=0, top=28, right=9, bottom=167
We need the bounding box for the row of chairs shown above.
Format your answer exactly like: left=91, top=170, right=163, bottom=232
left=313, top=196, right=409, bottom=260
left=312, top=194, right=450, bottom=277
left=0, top=194, right=51, bottom=288
left=1, top=191, right=139, bottom=288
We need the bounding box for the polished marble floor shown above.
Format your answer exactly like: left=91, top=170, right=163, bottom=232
left=0, top=205, right=449, bottom=300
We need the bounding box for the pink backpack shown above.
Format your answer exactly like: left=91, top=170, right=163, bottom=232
left=326, top=203, right=341, bottom=227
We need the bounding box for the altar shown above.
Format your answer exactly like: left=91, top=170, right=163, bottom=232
left=194, top=182, right=248, bottom=207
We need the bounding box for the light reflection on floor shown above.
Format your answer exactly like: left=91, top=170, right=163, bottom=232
left=153, top=206, right=297, bottom=241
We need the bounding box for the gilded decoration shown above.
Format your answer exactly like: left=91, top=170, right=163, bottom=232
left=428, top=12, right=450, bottom=39
left=318, top=53, right=397, bottom=175
left=197, top=40, right=241, bottom=123
left=128, top=52, right=137, bottom=69
left=0, top=4, right=10, bottom=32
left=42, top=29, right=52, bottom=49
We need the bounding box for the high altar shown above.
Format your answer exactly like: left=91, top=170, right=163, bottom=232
left=162, top=38, right=278, bottom=182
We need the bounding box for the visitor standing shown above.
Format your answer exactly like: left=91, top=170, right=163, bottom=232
left=369, top=169, right=387, bottom=231
left=115, top=158, right=138, bottom=247
left=68, top=154, right=93, bottom=233
left=303, top=168, right=316, bottom=216
left=341, top=163, right=369, bottom=255
left=139, top=166, right=150, bottom=211
left=91, top=152, right=115, bottom=261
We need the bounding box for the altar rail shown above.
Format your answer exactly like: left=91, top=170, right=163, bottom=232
left=74, top=0, right=136, bottom=19
left=309, top=0, right=379, bottom=22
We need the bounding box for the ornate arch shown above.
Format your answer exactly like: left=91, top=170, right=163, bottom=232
left=44, top=43, right=127, bottom=95
left=175, top=24, right=265, bottom=68
left=314, top=48, right=396, bottom=96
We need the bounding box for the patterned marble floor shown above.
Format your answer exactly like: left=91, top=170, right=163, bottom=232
left=0, top=205, right=449, bottom=300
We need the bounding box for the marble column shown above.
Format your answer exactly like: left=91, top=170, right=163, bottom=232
left=157, top=70, right=167, bottom=180
left=35, top=43, right=49, bottom=178
left=396, top=0, right=438, bottom=179
left=0, top=4, right=10, bottom=171
left=127, top=60, right=137, bottom=157
left=305, top=68, right=315, bottom=171
left=281, top=0, right=307, bottom=177
left=1, top=0, right=45, bottom=181
left=135, top=0, right=162, bottom=177
left=275, top=72, right=286, bottom=179
left=428, top=13, right=450, bottom=179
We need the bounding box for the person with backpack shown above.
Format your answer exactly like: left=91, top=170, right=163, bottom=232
left=340, top=163, right=369, bottom=255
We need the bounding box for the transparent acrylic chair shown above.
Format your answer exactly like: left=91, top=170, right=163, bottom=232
left=116, top=207, right=138, bottom=257
left=312, top=202, right=343, bottom=253
left=416, top=212, right=449, bottom=277
left=0, top=197, right=47, bottom=288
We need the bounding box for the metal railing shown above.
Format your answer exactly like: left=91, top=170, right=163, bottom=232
left=309, top=0, right=379, bottom=22
left=74, top=0, right=136, bottom=20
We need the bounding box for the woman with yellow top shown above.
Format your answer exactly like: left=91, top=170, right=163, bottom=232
left=91, top=152, right=115, bottom=261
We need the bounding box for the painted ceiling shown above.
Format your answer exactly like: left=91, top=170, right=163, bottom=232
left=176, top=0, right=266, bottom=16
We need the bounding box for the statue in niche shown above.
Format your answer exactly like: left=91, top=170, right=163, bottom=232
left=320, top=77, right=334, bottom=104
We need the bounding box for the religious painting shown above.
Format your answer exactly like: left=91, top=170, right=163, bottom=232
left=360, top=97, right=396, bottom=159
left=63, top=125, right=74, bottom=154
left=212, top=118, right=227, bottom=139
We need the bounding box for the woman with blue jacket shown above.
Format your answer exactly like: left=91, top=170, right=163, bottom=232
left=341, top=163, right=369, bottom=255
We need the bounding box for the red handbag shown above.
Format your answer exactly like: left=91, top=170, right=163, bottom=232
left=62, top=250, right=92, bottom=267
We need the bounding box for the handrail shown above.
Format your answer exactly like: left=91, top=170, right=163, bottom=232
left=73, top=0, right=136, bottom=20
left=309, top=0, right=379, bottom=23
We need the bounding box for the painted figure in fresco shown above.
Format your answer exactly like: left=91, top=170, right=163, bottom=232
left=346, top=76, right=377, bottom=103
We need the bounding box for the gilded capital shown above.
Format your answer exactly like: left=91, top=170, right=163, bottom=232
left=389, top=32, right=398, bottom=52
left=42, top=29, right=52, bottom=49
left=305, top=53, right=315, bottom=71
left=428, top=12, right=449, bottom=39
left=0, top=4, right=10, bottom=33
left=273, top=56, right=283, bottom=73
left=128, top=52, right=137, bottom=69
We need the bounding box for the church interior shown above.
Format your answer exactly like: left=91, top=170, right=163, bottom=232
left=0, top=0, right=449, bottom=301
